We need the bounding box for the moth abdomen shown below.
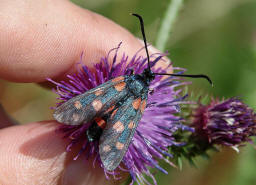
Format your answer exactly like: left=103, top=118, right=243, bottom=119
left=87, top=117, right=107, bottom=142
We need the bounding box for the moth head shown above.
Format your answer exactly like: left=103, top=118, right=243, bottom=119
left=142, top=68, right=155, bottom=84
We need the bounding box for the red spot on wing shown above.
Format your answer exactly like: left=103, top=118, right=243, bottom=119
left=132, top=98, right=141, bottom=110
left=114, top=82, right=126, bottom=91
left=74, top=101, right=82, bottom=109
left=92, top=100, right=103, bottom=111
left=140, top=100, right=147, bottom=113
left=113, top=121, right=124, bottom=132
left=103, top=145, right=111, bottom=152
left=128, top=121, right=135, bottom=129
left=116, top=142, right=124, bottom=150
left=95, top=89, right=104, bottom=96
left=112, top=76, right=124, bottom=83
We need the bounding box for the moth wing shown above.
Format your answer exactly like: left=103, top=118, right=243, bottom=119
left=53, top=76, right=127, bottom=125
left=99, top=95, right=148, bottom=171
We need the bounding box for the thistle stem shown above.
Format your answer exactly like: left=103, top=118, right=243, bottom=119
left=155, top=0, right=184, bottom=51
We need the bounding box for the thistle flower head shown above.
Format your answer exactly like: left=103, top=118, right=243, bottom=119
left=48, top=43, right=192, bottom=184
left=192, top=97, right=256, bottom=149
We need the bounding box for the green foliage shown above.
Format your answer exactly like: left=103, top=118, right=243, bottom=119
left=170, top=129, right=213, bottom=169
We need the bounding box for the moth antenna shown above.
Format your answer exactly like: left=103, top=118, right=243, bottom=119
left=131, top=13, right=151, bottom=71
left=131, top=13, right=213, bottom=87
left=154, top=73, right=214, bottom=87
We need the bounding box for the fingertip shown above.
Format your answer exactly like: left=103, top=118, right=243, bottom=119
left=0, top=121, right=65, bottom=184
left=0, top=0, right=172, bottom=84
left=0, top=0, right=143, bottom=83
left=0, top=121, right=110, bottom=185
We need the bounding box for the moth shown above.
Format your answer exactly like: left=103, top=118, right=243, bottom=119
left=53, top=14, right=212, bottom=171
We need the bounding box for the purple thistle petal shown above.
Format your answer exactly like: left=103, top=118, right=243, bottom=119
left=49, top=43, right=192, bottom=184
left=192, top=97, right=256, bottom=149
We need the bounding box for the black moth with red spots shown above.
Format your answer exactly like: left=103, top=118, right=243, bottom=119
left=54, top=74, right=150, bottom=171
left=53, top=14, right=212, bottom=171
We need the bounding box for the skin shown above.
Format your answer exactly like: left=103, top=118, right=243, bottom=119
left=0, top=0, right=171, bottom=184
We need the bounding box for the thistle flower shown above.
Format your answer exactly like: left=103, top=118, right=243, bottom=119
left=192, top=97, right=256, bottom=150
left=48, top=43, right=192, bottom=184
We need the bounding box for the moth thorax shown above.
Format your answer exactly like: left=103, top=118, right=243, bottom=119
left=128, top=75, right=148, bottom=96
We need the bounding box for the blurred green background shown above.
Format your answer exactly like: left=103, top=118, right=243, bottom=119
left=1, top=0, right=256, bottom=184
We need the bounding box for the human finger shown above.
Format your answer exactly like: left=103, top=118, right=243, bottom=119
left=0, top=121, right=119, bottom=185
left=0, top=0, right=171, bottom=83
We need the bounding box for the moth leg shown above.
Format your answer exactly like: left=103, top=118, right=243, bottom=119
left=149, top=88, right=154, bottom=95
left=126, top=68, right=134, bottom=75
